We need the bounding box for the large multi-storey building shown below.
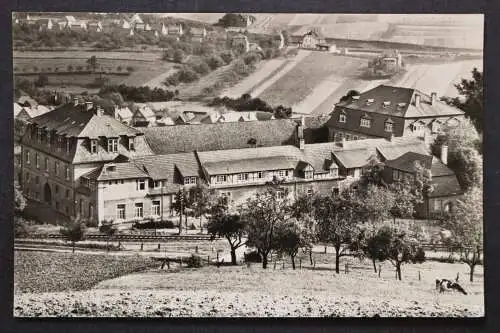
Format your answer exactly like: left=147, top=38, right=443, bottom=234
left=19, top=97, right=463, bottom=226
left=326, top=85, right=465, bottom=142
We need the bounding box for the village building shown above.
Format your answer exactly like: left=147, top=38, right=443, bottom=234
left=231, top=34, right=250, bottom=53
left=299, top=30, right=325, bottom=49
left=19, top=99, right=154, bottom=223
left=326, top=85, right=465, bottom=142
left=86, top=20, right=103, bottom=32
left=190, top=27, right=207, bottom=42
left=162, top=23, right=184, bottom=40
left=15, top=104, right=51, bottom=122
left=132, top=105, right=156, bottom=127
left=114, top=106, right=134, bottom=125
left=35, top=18, right=54, bottom=30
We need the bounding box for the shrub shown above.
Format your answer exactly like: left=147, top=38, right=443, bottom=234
left=232, top=60, right=252, bottom=76
left=173, top=49, right=185, bottom=63
left=14, top=216, right=34, bottom=238
left=126, top=66, right=134, bottom=72
left=244, top=250, right=262, bottom=263
left=206, top=54, right=225, bottom=70
left=185, top=254, right=204, bottom=268
left=133, top=220, right=175, bottom=230
left=188, top=60, right=210, bottom=75
left=243, top=52, right=262, bottom=66
left=219, top=50, right=234, bottom=64
left=178, top=67, right=200, bottom=83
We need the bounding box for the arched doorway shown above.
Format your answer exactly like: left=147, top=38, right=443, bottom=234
left=44, top=183, right=52, bottom=203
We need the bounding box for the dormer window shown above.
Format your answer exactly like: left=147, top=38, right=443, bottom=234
left=184, top=176, right=197, bottom=185
left=360, top=117, right=371, bottom=128
left=382, top=101, right=391, bottom=108
left=339, top=111, right=347, bottom=123
left=384, top=118, right=394, bottom=132
left=365, top=98, right=374, bottom=106
left=90, top=139, right=98, bottom=154
left=107, top=138, right=118, bottom=152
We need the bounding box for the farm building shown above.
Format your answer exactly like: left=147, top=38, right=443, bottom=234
left=15, top=104, right=51, bottom=121
left=231, top=34, right=250, bottom=53
left=132, top=106, right=156, bottom=127
left=326, top=85, right=465, bottom=142
left=87, top=20, right=103, bottom=32
left=190, top=27, right=207, bottom=42
left=134, top=22, right=152, bottom=32
left=163, top=23, right=184, bottom=39
left=17, top=95, right=39, bottom=108
left=114, top=106, right=134, bottom=125
left=299, top=30, right=326, bottom=49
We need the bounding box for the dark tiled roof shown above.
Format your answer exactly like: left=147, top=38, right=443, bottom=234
left=31, top=103, right=141, bottom=138
left=303, top=142, right=338, bottom=171
left=132, top=152, right=200, bottom=180
left=143, top=119, right=298, bottom=154
left=429, top=175, right=463, bottom=198
left=430, top=158, right=455, bottom=177
left=384, top=152, right=433, bottom=173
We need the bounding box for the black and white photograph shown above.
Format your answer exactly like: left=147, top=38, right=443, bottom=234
left=12, top=12, right=484, bottom=318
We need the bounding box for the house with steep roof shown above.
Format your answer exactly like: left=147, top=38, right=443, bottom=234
left=16, top=104, right=51, bottom=121
left=326, top=85, right=465, bottom=143
left=114, top=106, right=134, bottom=125
left=19, top=99, right=153, bottom=224
left=190, top=27, right=207, bottom=42
left=132, top=106, right=156, bottom=127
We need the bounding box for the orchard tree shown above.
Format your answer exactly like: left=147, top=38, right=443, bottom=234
left=86, top=55, right=99, bottom=73
left=372, top=225, right=426, bottom=280
left=99, top=219, right=117, bottom=252
left=358, top=184, right=395, bottom=224
left=442, top=187, right=483, bottom=282
left=291, top=194, right=317, bottom=265
left=207, top=196, right=246, bottom=265
left=172, top=189, right=189, bottom=234
left=314, top=189, right=362, bottom=274
left=274, top=218, right=311, bottom=269
left=242, top=187, right=290, bottom=269
left=351, top=223, right=389, bottom=273
left=60, top=219, right=86, bottom=253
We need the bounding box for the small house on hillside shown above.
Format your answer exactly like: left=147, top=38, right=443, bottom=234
left=190, top=27, right=207, bottom=42
left=128, top=13, right=143, bottom=25
left=119, top=19, right=131, bottom=29
left=17, top=95, right=38, bottom=108
left=16, top=105, right=51, bottom=121
left=232, top=34, right=250, bottom=53
left=87, top=20, right=103, bottom=32
left=114, top=106, right=134, bottom=125
left=132, top=106, right=156, bottom=127
left=163, top=23, right=184, bottom=40
left=134, top=22, right=152, bottom=32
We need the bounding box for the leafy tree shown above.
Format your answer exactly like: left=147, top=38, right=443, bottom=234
left=172, top=189, right=189, bottom=234
left=207, top=196, right=246, bottom=265
left=188, top=183, right=216, bottom=231
left=339, top=89, right=360, bottom=102
left=188, top=59, right=210, bottom=75
left=86, top=55, right=99, bottom=73
left=314, top=189, right=362, bottom=273
left=60, top=220, right=86, bottom=253
left=350, top=223, right=389, bottom=273
left=219, top=50, right=234, bottom=64
left=206, top=54, right=225, bottom=70
left=242, top=187, right=290, bottom=268
left=442, top=68, right=483, bottom=132
left=442, top=187, right=483, bottom=282
left=274, top=218, right=311, bottom=269
left=99, top=220, right=117, bottom=252
left=34, top=74, right=49, bottom=87
left=363, top=225, right=426, bottom=280
left=14, top=181, right=26, bottom=214
left=432, top=118, right=481, bottom=154
left=447, top=147, right=483, bottom=191
left=173, top=49, right=185, bottom=63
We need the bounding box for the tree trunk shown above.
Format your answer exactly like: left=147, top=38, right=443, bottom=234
left=396, top=263, right=402, bottom=281
left=291, top=255, right=296, bottom=270
left=470, top=264, right=475, bottom=282
left=309, top=249, right=313, bottom=265
left=230, top=248, right=237, bottom=265
left=372, top=258, right=377, bottom=273
left=178, top=211, right=183, bottom=234
left=262, top=254, right=268, bottom=269
left=72, top=242, right=75, bottom=253
left=335, top=247, right=340, bottom=274
left=199, top=215, right=203, bottom=233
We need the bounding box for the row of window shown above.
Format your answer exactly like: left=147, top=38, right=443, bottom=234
left=24, top=149, right=70, bottom=180
left=116, top=201, right=161, bottom=220
left=90, top=137, right=134, bottom=154
left=30, top=126, right=72, bottom=153
left=338, top=112, right=393, bottom=132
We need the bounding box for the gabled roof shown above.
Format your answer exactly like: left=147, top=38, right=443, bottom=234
left=132, top=152, right=199, bottom=180
left=143, top=119, right=298, bottom=154
left=14, top=103, right=23, bottom=117
left=116, top=107, right=133, bottom=119
left=83, top=163, right=149, bottom=181
left=302, top=142, right=338, bottom=171
left=30, top=103, right=141, bottom=138
left=428, top=175, right=463, bottom=198
left=335, top=85, right=464, bottom=118
left=384, top=152, right=433, bottom=173
left=22, top=105, right=51, bottom=119
left=333, top=149, right=373, bottom=169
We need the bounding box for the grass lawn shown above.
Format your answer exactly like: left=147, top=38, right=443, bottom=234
left=14, top=248, right=483, bottom=317
left=14, top=251, right=158, bottom=294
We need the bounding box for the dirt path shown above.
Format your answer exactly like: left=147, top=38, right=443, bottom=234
left=250, top=50, right=311, bottom=98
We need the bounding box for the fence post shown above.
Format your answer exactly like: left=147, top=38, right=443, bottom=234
left=274, top=261, right=277, bottom=270
left=216, top=251, right=219, bottom=264
left=345, top=263, right=348, bottom=274
left=299, top=259, right=302, bottom=270
left=167, top=259, right=170, bottom=269
left=158, top=243, right=161, bottom=250
left=378, top=265, right=381, bottom=278
left=207, top=255, right=210, bottom=265
left=313, top=260, right=316, bottom=270
left=179, top=257, right=182, bottom=267
left=282, top=262, right=285, bottom=270
left=140, top=243, right=143, bottom=251
left=324, top=246, right=327, bottom=254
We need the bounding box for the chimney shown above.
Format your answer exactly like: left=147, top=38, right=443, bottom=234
left=299, top=137, right=305, bottom=150
left=441, top=144, right=448, bottom=165
left=414, top=94, right=421, bottom=107
left=96, top=105, right=104, bottom=117
left=113, top=105, right=119, bottom=119
left=431, top=92, right=437, bottom=105
left=388, top=132, right=393, bottom=141
left=73, top=97, right=79, bottom=106
left=85, top=101, right=93, bottom=110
